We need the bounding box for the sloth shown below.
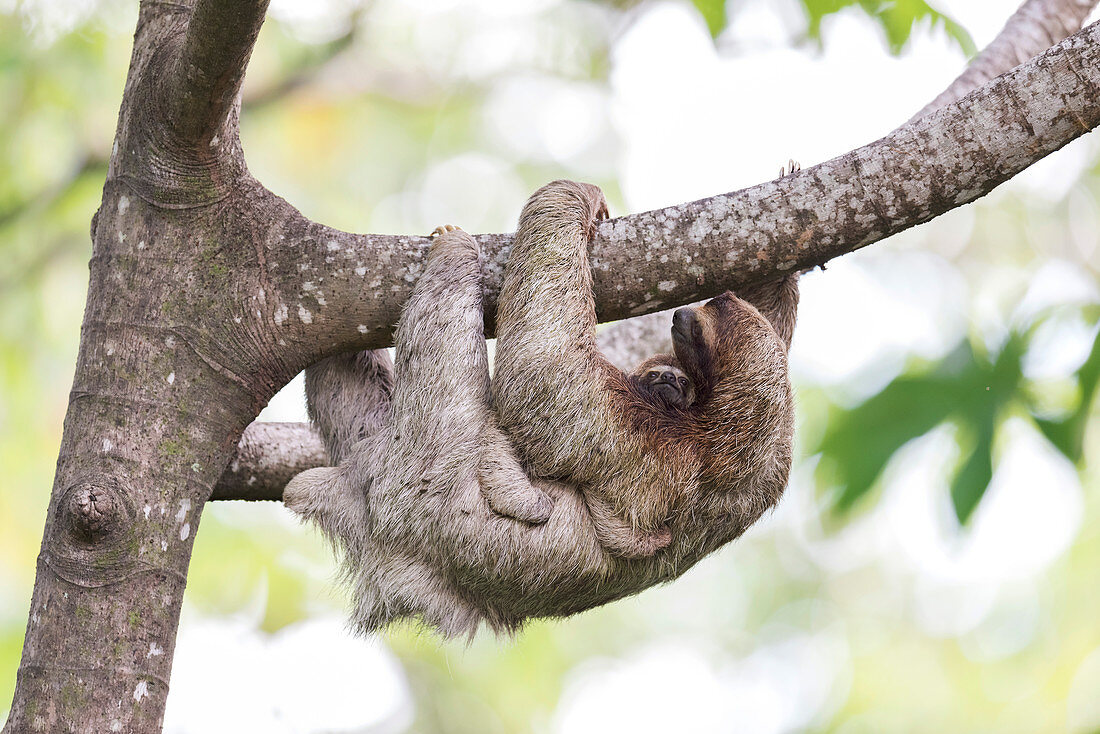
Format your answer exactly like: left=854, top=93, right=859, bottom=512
left=490, top=181, right=798, bottom=558
left=284, top=180, right=799, bottom=636
left=630, top=356, right=695, bottom=409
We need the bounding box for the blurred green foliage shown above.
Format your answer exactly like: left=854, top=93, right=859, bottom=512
left=815, top=314, right=1100, bottom=523
left=688, top=0, right=975, bottom=54
left=1035, top=313, right=1100, bottom=464
left=689, top=0, right=729, bottom=38
left=800, top=0, right=976, bottom=54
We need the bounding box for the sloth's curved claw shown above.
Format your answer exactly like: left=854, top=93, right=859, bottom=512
left=430, top=224, right=462, bottom=238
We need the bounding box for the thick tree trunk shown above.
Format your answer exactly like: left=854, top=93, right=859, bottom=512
left=5, top=0, right=1100, bottom=731
left=2, top=3, right=284, bottom=732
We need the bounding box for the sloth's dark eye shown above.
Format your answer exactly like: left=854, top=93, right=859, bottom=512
left=647, top=371, right=659, bottom=380
left=678, top=378, right=687, bottom=386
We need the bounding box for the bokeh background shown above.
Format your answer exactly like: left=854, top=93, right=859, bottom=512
left=2, top=0, right=1100, bottom=731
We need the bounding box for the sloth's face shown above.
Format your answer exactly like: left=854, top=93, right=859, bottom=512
left=671, top=303, right=719, bottom=390
left=672, top=291, right=787, bottom=405
left=639, top=364, right=695, bottom=408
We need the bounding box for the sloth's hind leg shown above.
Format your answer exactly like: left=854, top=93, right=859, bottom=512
left=284, top=465, right=370, bottom=559
left=479, top=432, right=554, bottom=524
left=305, top=349, right=393, bottom=465
left=584, top=492, right=670, bottom=559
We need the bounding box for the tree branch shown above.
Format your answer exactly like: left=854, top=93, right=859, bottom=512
left=913, top=0, right=1099, bottom=121
left=168, top=0, right=271, bottom=145
left=597, top=313, right=675, bottom=370
left=211, top=422, right=326, bottom=501
left=212, top=16, right=1100, bottom=503
left=265, top=20, right=1100, bottom=353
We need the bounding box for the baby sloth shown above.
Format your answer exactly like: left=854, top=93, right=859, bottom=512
left=285, top=179, right=799, bottom=636
left=632, top=356, right=695, bottom=409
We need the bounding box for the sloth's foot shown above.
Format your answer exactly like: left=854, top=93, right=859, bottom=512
left=484, top=484, right=554, bottom=525
left=429, top=224, right=478, bottom=256
left=590, top=523, right=672, bottom=559
left=430, top=224, right=461, bottom=237
left=586, top=494, right=673, bottom=558
left=479, top=448, right=555, bottom=524
left=615, top=525, right=672, bottom=559
left=779, top=159, right=800, bottom=177
left=593, top=524, right=672, bottom=559
left=284, top=466, right=369, bottom=547
left=588, top=198, right=609, bottom=240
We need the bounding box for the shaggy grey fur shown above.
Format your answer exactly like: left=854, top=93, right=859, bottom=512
left=284, top=181, right=799, bottom=637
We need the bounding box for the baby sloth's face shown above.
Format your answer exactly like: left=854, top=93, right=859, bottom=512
left=638, top=363, right=695, bottom=409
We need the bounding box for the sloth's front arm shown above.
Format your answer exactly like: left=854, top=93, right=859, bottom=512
left=490, top=181, right=686, bottom=557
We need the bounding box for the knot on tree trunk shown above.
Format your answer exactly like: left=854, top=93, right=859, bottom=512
left=62, top=481, right=129, bottom=543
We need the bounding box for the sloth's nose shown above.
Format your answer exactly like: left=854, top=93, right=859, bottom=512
left=672, top=308, right=694, bottom=335
left=661, top=371, right=678, bottom=382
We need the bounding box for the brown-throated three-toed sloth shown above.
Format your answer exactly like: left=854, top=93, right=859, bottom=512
left=284, top=180, right=799, bottom=637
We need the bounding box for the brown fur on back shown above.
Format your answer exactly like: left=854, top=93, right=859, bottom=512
left=493, top=181, right=796, bottom=554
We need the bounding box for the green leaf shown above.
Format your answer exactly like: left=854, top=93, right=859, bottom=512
left=815, top=369, right=972, bottom=512
left=1034, top=324, right=1100, bottom=463
left=950, top=411, right=994, bottom=523
left=800, top=0, right=975, bottom=56
left=814, top=336, right=1024, bottom=522
left=861, top=0, right=977, bottom=55
left=690, top=0, right=728, bottom=40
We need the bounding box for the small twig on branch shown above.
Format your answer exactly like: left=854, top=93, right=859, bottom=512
left=168, top=0, right=272, bottom=145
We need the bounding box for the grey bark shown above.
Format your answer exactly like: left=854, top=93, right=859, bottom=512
left=211, top=422, right=327, bottom=501
left=5, top=0, right=1100, bottom=730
